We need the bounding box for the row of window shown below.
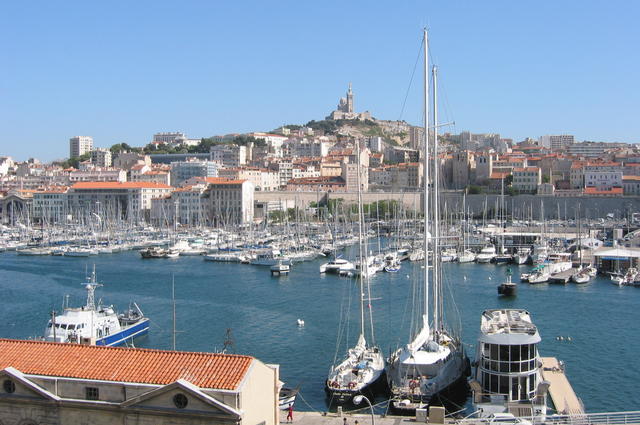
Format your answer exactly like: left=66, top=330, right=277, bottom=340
left=480, top=371, right=536, bottom=401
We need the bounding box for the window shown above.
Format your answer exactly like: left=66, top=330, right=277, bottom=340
left=173, top=393, right=188, bottom=409
left=3, top=379, right=15, bottom=393
left=86, top=387, right=99, bottom=400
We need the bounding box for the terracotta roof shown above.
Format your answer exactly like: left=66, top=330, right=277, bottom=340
left=623, top=175, right=640, bottom=181
left=204, top=177, right=246, bottom=185
left=584, top=187, right=623, bottom=195
left=490, top=172, right=511, bottom=179
left=71, top=182, right=172, bottom=190
left=0, top=339, right=252, bottom=390
left=513, top=167, right=540, bottom=172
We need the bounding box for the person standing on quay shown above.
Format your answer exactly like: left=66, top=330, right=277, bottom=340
left=287, top=404, right=294, bottom=423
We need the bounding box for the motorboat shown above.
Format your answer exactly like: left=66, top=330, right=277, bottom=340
left=43, top=267, right=149, bottom=346
left=512, top=247, right=530, bottom=265
left=457, top=249, right=476, bottom=263
left=476, top=244, right=497, bottom=263
left=470, top=309, right=548, bottom=419
left=320, top=257, right=355, bottom=274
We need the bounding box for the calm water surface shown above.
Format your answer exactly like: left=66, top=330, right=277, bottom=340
left=0, top=249, right=635, bottom=413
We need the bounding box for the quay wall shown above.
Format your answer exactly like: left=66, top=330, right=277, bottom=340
left=254, top=191, right=640, bottom=219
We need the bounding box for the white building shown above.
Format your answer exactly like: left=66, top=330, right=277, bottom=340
left=210, top=144, right=248, bottom=167
left=512, top=166, right=541, bottom=192
left=0, top=157, right=14, bottom=176
left=150, top=184, right=208, bottom=226
left=623, top=176, right=640, bottom=196
left=69, top=136, right=93, bottom=158
left=584, top=170, right=622, bottom=190
left=540, top=134, right=574, bottom=150
left=153, top=132, right=186, bottom=144
left=68, top=169, right=127, bottom=183
left=203, top=178, right=254, bottom=226
left=91, top=148, right=112, bottom=167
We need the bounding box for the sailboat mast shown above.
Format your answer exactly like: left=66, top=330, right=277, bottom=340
left=422, top=28, right=430, bottom=331
left=432, top=64, right=441, bottom=334
left=356, top=139, right=366, bottom=339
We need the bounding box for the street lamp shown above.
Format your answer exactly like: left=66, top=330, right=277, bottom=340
left=353, top=395, right=374, bottom=425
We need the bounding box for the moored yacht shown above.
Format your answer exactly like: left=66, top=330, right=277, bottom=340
left=476, top=244, right=497, bottom=263
left=470, top=309, right=548, bottom=419
left=43, top=268, right=149, bottom=346
left=320, top=257, right=355, bottom=274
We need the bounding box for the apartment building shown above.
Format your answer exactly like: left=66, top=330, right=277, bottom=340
left=69, top=136, right=93, bottom=158
left=202, top=178, right=254, bottom=226
left=512, top=167, right=541, bottom=192
left=32, top=187, right=69, bottom=223
left=170, top=160, right=219, bottom=186
left=91, top=148, right=112, bottom=167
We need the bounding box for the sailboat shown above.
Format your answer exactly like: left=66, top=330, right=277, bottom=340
left=325, top=140, right=385, bottom=404
left=386, top=30, right=468, bottom=413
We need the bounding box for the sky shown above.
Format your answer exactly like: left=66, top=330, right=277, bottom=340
left=1, top=1, right=639, bottom=161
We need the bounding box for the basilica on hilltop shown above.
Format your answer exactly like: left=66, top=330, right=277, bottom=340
left=327, top=83, right=372, bottom=121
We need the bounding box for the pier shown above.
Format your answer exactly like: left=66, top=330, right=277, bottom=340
left=549, top=268, right=578, bottom=284
left=541, top=357, right=584, bottom=415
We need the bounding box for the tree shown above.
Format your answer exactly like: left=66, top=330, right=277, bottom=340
left=542, top=175, right=550, bottom=183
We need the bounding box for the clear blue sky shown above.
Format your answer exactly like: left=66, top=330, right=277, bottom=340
left=1, top=0, right=638, bottom=161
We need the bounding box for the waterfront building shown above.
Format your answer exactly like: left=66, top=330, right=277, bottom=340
left=0, top=190, right=33, bottom=225
left=512, top=167, right=541, bottom=193
left=475, top=153, right=495, bottom=184
left=202, top=178, right=254, bottom=226
left=69, top=136, right=93, bottom=158
left=170, top=159, right=220, bottom=187
left=0, top=338, right=279, bottom=425
left=32, top=186, right=69, bottom=224
left=218, top=167, right=280, bottom=192
left=150, top=183, right=208, bottom=226
left=91, top=148, right=112, bottom=167
left=67, top=182, right=172, bottom=222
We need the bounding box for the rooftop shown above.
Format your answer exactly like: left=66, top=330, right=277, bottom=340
left=71, top=182, right=172, bottom=190
left=0, top=339, right=252, bottom=390
left=481, top=309, right=538, bottom=336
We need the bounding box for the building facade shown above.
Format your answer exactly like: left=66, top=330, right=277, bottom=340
left=69, top=136, right=93, bottom=158
left=170, top=160, right=220, bottom=187
left=202, top=178, right=254, bottom=226
left=0, top=338, right=279, bottom=425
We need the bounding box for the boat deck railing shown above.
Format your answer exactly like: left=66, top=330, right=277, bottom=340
left=455, top=411, right=640, bottom=425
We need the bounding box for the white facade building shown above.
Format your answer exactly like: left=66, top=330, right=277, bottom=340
left=203, top=178, right=254, bottom=226
left=91, top=148, right=112, bottom=167
left=69, top=136, right=93, bottom=158
left=512, top=167, right=542, bottom=192
left=210, top=144, right=248, bottom=167
left=68, top=169, right=127, bottom=183
left=584, top=170, right=622, bottom=190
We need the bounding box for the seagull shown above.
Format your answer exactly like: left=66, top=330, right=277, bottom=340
left=297, top=319, right=305, bottom=327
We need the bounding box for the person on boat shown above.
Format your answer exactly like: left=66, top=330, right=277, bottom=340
left=287, top=404, right=294, bottom=423
left=343, top=418, right=348, bottom=425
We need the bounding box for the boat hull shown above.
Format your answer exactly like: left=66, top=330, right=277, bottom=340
left=96, top=318, right=150, bottom=347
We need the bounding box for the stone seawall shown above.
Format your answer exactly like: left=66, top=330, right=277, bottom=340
left=254, top=191, right=640, bottom=219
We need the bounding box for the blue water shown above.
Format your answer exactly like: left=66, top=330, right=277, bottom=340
left=0, top=250, right=635, bottom=413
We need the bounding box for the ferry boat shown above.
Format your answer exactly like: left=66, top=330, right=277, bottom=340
left=43, top=268, right=149, bottom=346
left=470, top=309, right=548, bottom=419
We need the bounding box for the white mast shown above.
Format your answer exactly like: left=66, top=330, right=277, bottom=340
left=421, top=28, right=430, bottom=337
left=432, top=65, right=441, bottom=335
left=356, top=139, right=366, bottom=342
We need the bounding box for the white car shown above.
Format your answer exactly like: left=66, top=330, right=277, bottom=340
left=487, top=413, right=532, bottom=425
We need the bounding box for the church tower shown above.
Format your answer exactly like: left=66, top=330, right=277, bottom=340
left=346, top=82, right=354, bottom=113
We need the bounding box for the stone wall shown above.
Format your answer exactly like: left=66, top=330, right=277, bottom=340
left=254, top=190, right=640, bottom=219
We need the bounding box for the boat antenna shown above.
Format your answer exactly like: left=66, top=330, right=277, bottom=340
left=222, top=328, right=234, bottom=353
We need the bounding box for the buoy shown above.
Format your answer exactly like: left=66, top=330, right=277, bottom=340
left=463, top=275, right=467, bottom=281
left=297, top=319, right=305, bottom=327
left=567, top=336, right=572, bottom=341
left=488, top=276, right=492, bottom=280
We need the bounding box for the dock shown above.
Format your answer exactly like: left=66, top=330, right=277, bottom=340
left=540, top=357, right=584, bottom=415
left=549, top=268, right=578, bottom=284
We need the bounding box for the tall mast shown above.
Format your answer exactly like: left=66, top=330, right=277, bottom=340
left=422, top=28, right=430, bottom=333
left=432, top=65, right=441, bottom=334
left=356, top=139, right=366, bottom=340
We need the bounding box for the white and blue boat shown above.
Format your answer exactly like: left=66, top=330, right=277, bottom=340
left=43, top=267, right=149, bottom=346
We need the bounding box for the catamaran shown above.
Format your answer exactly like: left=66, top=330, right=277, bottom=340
left=386, top=30, right=468, bottom=412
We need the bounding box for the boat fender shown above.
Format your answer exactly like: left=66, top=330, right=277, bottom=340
left=348, top=382, right=356, bottom=389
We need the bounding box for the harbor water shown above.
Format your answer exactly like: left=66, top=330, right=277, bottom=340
left=0, top=250, right=635, bottom=413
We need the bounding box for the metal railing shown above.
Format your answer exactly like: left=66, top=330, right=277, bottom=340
left=455, top=411, right=640, bottom=425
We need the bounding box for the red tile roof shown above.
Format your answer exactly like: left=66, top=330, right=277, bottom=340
left=623, top=175, right=640, bottom=181
left=513, top=166, right=540, bottom=172
left=204, top=177, right=246, bottom=185
left=0, top=339, right=252, bottom=390
left=584, top=187, right=623, bottom=195
left=71, top=182, right=172, bottom=189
